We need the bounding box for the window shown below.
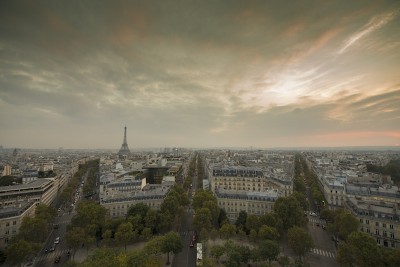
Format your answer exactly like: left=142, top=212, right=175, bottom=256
left=390, top=224, right=394, bottom=229
left=376, top=222, right=379, bottom=227
left=391, top=233, right=395, bottom=239
left=366, top=220, right=370, bottom=225
left=12, top=221, right=16, bottom=225
left=376, top=229, right=380, bottom=235
left=383, top=223, right=386, bottom=228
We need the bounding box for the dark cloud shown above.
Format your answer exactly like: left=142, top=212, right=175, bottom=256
left=0, top=0, right=399, bottom=148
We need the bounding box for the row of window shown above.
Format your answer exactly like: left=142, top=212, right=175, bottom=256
left=218, top=202, right=272, bottom=209
left=0, top=221, right=17, bottom=228
left=360, top=219, right=395, bottom=229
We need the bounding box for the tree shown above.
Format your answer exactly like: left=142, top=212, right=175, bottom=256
left=127, top=203, right=150, bottom=221
left=218, top=208, right=229, bottom=227
left=219, top=223, right=236, bottom=239
left=193, top=208, right=212, bottom=231
left=101, top=229, right=113, bottom=247
left=144, top=235, right=164, bottom=255
left=192, top=190, right=217, bottom=211
left=79, top=247, right=128, bottom=267
left=6, top=240, right=32, bottom=267
left=204, top=200, right=220, bottom=224
left=0, top=175, right=15, bottom=186
left=287, top=226, right=313, bottom=260
left=115, top=222, right=135, bottom=251
left=258, top=225, right=279, bottom=240
left=235, top=210, right=247, bottom=231
left=66, top=227, right=86, bottom=260
left=141, top=227, right=152, bottom=240
left=259, top=213, right=278, bottom=227
left=258, top=240, right=280, bottom=266
left=274, top=196, right=306, bottom=231
left=246, top=214, right=261, bottom=233
left=144, top=209, right=158, bottom=232
left=337, top=231, right=383, bottom=267
left=35, top=203, right=57, bottom=223
left=333, top=210, right=359, bottom=240
left=18, top=216, right=49, bottom=243
left=161, top=231, right=183, bottom=265
left=156, top=211, right=173, bottom=233
left=291, top=192, right=309, bottom=211
left=209, top=245, right=225, bottom=263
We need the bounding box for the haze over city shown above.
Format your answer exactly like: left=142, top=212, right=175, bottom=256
left=0, top=1, right=399, bottom=149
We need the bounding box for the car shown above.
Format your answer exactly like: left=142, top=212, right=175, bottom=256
left=316, top=222, right=320, bottom=227
left=49, top=245, right=55, bottom=252
left=54, top=237, right=60, bottom=244
left=322, top=225, right=326, bottom=230
left=310, top=212, right=317, bottom=217
left=54, top=256, right=61, bottom=263
left=189, top=241, right=194, bottom=247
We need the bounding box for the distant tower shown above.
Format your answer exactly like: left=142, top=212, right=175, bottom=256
left=118, top=126, right=130, bottom=158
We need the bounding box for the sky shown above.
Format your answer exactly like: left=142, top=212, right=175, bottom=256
left=0, top=0, right=400, bottom=149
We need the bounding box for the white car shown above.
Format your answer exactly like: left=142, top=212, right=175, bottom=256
left=54, top=237, right=60, bottom=244
left=310, top=212, right=317, bottom=217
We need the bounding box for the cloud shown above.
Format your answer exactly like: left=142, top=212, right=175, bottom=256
left=0, top=1, right=399, bottom=148
left=338, top=8, right=399, bottom=54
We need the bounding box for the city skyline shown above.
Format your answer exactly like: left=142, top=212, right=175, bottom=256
left=0, top=1, right=399, bottom=149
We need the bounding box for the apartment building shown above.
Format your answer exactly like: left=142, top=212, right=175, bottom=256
left=0, top=201, right=36, bottom=248
left=100, top=181, right=174, bottom=218
left=215, top=188, right=278, bottom=222
left=345, top=196, right=400, bottom=248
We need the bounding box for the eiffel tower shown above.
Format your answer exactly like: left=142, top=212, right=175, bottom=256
left=118, top=126, right=130, bottom=157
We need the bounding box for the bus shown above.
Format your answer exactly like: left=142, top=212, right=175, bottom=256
left=196, top=242, right=202, bottom=266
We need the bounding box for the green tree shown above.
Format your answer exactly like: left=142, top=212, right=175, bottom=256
left=144, top=209, right=158, bottom=232
left=161, top=231, right=183, bottom=265
left=258, top=225, right=280, bottom=240
left=209, top=244, right=225, bottom=263
left=101, top=229, right=113, bottom=247
left=287, top=226, right=313, bottom=260
left=274, top=196, right=306, bottom=231
left=337, top=231, right=383, bottom=267
left=259, top=213, right=278, bottom=227
left=381, top=247, right=400, bottom=267
left=79, top=247, right=128, bottom=267
left=141, top=227, right=152, bottom=240
left=218, top=208, right=229, bottom=227
left=115, top=222, right=135, bottom=251
left=193, top=208, right=212, bottom=231
left=156, top=212, right=173, bottom=233
left=66, top=226, right=86, bottom=260
left=6, top=240, right=32, bottom=267
left=246, top=214, right=261, bottom=233
left=204, top=200, right=220, bottom=224
left=35, top=203, right=57, bottom=223
left=127, top=203, right=150, bottom=221
left=333, top=210, right=359, bottom=240
left=0, top=175, right=15, bottom=186
left=144, top=235, right=164, bottom=255
left=235, top=210, right=247, bottom=232
left=18, top=216, right=49, bottom=243
left=258, top=240, right=280, bottom=266
left=291, top=192, right=309, bottom=211
left=249, top=229, right=258, bottom=242
left=219, top=223, right=236, bottom=239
